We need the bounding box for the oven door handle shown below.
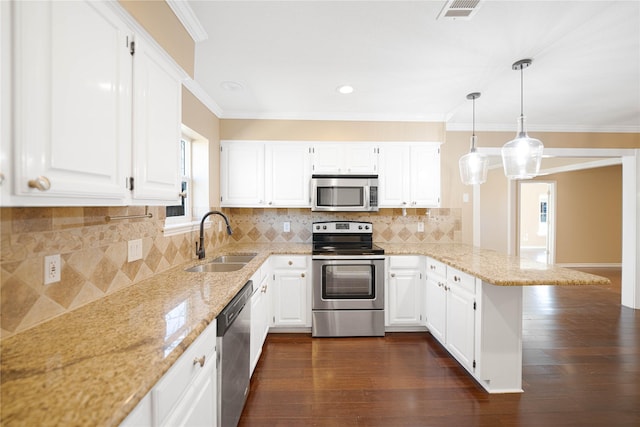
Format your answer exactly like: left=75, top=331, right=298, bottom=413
left=312, top=255, right=385, bottom=261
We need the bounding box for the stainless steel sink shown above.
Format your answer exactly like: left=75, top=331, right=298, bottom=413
left=210, top=254, right=257, bottom=263
left=185, top=263, right=246, bottom=273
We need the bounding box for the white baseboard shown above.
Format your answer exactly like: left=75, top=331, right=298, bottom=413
left=556, top=263, right=622, bottom=268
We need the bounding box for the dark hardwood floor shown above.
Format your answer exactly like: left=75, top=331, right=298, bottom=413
left=239, top=268, right=639, bottom=426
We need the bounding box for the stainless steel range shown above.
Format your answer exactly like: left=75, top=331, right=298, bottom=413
left=311, top=221, right=385, bottom=337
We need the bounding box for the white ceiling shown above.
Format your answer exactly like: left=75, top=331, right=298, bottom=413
left=183, top=0, right=640, bottom=132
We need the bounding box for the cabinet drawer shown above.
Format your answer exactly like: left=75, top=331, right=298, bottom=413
left=388, top=255, right=422, bottom=269
left=271, top=255, right=307, bottom=269
left=426, top=258, right=447, bottom=278
left=448, top=268, right=476, bottom=294
left=152, top=320, right=217, bottom=425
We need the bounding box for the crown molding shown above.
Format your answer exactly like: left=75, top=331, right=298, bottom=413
left=183, top=79, right=223, bottom=118
left=166, top=0, right=208, bottom=42
left=446, top=122, right=640, bottom=133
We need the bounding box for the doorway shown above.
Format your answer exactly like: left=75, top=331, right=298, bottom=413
left=518, top=181, right=556, bottom=264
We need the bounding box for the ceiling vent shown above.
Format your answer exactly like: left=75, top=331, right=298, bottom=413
left=437, top=0, right=483, bottom=20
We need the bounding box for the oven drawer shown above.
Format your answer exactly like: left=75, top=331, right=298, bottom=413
left=271, top=255, right=307, bottom=269
left=312, top=310, right=385, bottom=337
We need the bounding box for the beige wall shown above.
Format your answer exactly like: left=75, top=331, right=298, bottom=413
left=118, top=0, right=195, bottom=77
left=535, top=165, right=622, bottom=264
left=480, top=168, right=509, bottom=253
left=182, top=88, right=221, bottom=208
left=220, top=119, right=445, bottom=142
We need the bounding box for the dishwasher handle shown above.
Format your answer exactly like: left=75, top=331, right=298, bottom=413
left=217, top=280, right=253, bottom=336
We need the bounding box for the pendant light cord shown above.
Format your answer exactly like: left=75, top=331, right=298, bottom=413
left=520, top=65, right=524, bottom=118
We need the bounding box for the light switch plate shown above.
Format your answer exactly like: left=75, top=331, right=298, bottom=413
left=128, top=239, right=143, bottom=262
left=283, top=222, right=291, bottom=232
left=417, top=222, right=425, bottom=232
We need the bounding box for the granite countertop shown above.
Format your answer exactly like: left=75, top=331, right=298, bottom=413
left=0, top=242, right=610, bottom=426
left=380, top=243, right=612, bottom=286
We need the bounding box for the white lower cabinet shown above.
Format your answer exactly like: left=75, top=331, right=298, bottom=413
left=250, top=260, right=271, bottom=376
left=120, top=319, right=217, bottom=427
left=445, top=268, right=476, bottom=372
left=425, top=258, right=476, bottom=373
left=270, top=255, right=311, bottom=328
left=386, top=256, right=425, bottom=328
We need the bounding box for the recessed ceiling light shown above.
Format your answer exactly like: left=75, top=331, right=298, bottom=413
left=337, top=85, right=354, bottom=94
left=220, top=81, right=244, bottom=92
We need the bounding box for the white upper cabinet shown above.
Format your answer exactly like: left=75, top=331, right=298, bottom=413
left=221, top=141, right=312, bottom=207
left=378, top=142, right=441, bottom=208
left=9, top=0, right=131, bottom=205
left=3, top=1, right=183, bottom=206
left=311, top=143, right=378, bottom=175
left=265, top=143, right=312, bottom=207
left=131, top=37, right=182, bottom=204
left=220, top=141, right=265, bottom=206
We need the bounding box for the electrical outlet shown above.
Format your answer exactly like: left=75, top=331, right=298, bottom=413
left=417, top=222, right=425, bottom=232
left=44, top=254, right=61, bottom=285
left=463, top=193, right=470, bottom=203
left=128, top=239, right=143, bottom=262
left=283, top=222, right=291, bottom=232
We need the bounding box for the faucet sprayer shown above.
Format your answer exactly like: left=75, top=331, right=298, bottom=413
left=195, top=211, right=233, bottom=259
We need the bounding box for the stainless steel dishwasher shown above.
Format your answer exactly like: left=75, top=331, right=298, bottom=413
left=217, top=280, right=252, bottom=427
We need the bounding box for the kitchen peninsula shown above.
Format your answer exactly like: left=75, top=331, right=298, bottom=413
left=0, top=243, right=609, bottom=426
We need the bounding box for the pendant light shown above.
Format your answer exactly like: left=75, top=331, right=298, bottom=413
left=459, top=92, right=488, bottom=185
left=501, top=58, right=544, bottom=180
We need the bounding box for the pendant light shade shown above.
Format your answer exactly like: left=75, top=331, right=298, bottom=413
left=459, top=92, right=488, bottom=185
left=501, top=59, right=544, bottom=180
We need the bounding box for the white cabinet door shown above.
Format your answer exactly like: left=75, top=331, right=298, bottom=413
left=272, top=270, right=309, bottom=327
left=11, top=0, right=131, bottom=204
left=387, top=268, right=423, bottom=327
left=446, top=283, right=475, bottom=372
left=311, top=144, right=343, bottom=174
left=344, top=144, right=378, bottom=174
left=271, top=256, right=310, bottom=328
left=265, top=143, right=311, bottom=207
left=378, top=144, right=409, bottom=207
left=250, top=269, right=270, bottom=376
left=378, top=143, right=440, bottom=208
left=220, top=141, right=265, bottom=206
left=131, top=37, right=182, bottom=205
left=312, top=143, right=378, bottom=175
left=410, top=144, right=441, bottom=207
left=425, top=276, right=447, bottom=344
left=161, top=358, right=216, bottom=427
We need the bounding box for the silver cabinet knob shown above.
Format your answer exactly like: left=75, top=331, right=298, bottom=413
left=28, top=176, right=51, bottom=191
left=193, top=355, right=206, bottom=367
left=301, top=273, right=305, bottom=278
left=179, top=191, right=187, bottom=198
left=390, top=273, right=396, bottom=278
left=288, top=260, right=293, bottom=266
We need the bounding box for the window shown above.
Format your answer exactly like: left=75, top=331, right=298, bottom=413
left=537, top=194, right=548, bottom=236
left=166, top=136, right=192, bottom=224
left=164, top=125, right=210, bottom=236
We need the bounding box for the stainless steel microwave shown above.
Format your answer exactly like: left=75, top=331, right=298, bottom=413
left=311, top=175, right=379, bottom=212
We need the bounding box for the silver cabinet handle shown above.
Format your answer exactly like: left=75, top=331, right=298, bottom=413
left=261, top=285, right=267, bottom=293
left=28, top=176, right=51, bottom=191
left=0, top=173, right=4, bottom=185
left=179, top=191, right=187, bottom=198
left=193, top=355, right=206, bottom=367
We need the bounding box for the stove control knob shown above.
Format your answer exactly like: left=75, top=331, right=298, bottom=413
left=358, top=225, right=363, bottom=230
left=365, top=225, right=370, bottom=230
left=322, top=225, right=327, bottom=230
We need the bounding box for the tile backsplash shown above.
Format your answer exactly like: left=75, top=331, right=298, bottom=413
left=1, top=206, right=460, bottom=338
